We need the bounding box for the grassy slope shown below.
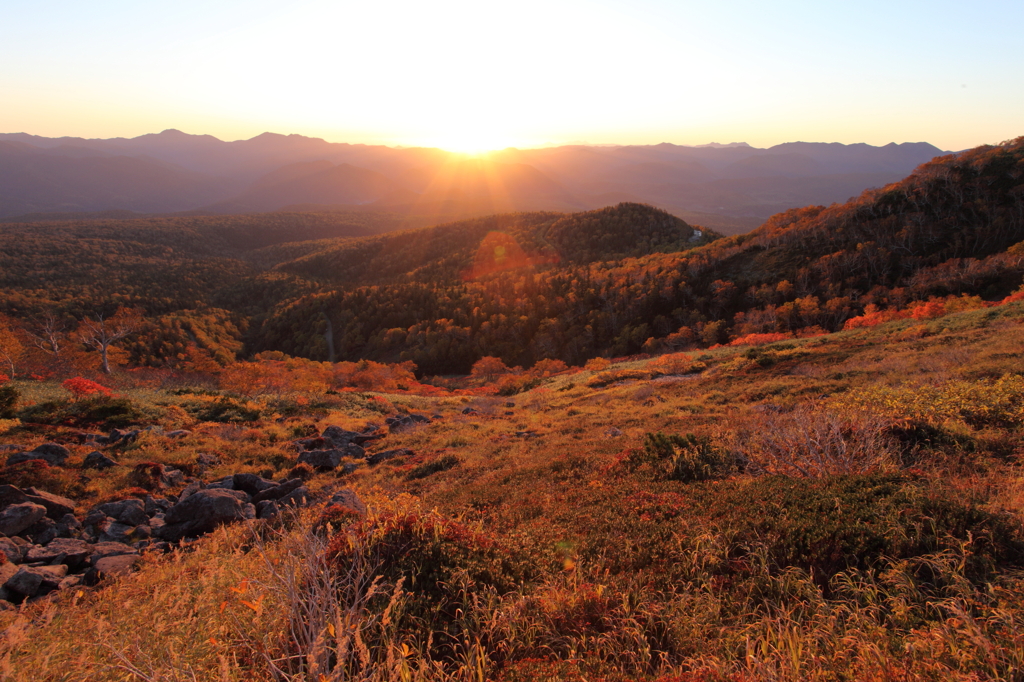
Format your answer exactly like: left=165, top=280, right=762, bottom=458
left=2, top=301, right=1023, bottom=680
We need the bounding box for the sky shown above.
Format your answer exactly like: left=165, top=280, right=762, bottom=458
left=1, top=0, right=1021, bottom=152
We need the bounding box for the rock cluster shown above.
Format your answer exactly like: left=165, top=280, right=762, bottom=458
left=294, top=420, right=429, bottom=470
left=0, top=474, right=362, bottom=607
left=0, top=420, right=424, bottom=607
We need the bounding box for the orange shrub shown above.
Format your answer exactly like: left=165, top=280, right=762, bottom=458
left=470, top=356, right=512, bottom=380
left=727, top=332, right=793, bottom=347
left=843, top=304, right=909, bottom=330
left=530, top=358, right=568, bottom=377
left=335, top=359, right=417, bottom=391
left=647, top=353, right=705, bottom=376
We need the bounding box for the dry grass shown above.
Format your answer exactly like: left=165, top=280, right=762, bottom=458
left=3, top=306, right=1024, bottom=680
left=723, top=405, right=899, bottom=477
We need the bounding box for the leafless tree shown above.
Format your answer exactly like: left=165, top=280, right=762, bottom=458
left=27, top=312, right=68, bottom=361
left=79, top=308, right=142, bottom=374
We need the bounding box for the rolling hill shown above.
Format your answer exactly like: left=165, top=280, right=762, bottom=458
left=0, top=130, right=950, bottom=231
left=0, top=137, right=1019, bottom=376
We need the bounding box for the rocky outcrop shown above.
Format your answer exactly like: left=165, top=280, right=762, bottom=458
left=329, top=489, right=367, bottom=516
left=385, top=414, right=431, bottom=432
left=157, top=489, right=253, bottom=542
left=0, top=433, right=372, bottom=607
left=6, top=443, right=71, bottom=467
left=298, top=445, right=364, bottom=469
left=83, top=451, right=118, bottom=469
left=0, top=502, right=46, bottom=536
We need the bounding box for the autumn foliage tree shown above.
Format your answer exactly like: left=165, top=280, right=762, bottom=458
left=0, top=316, right=24, bottom=377
left=470, top=356, right=512, bottom=382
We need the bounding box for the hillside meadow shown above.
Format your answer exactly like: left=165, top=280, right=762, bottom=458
left=0, top=296, right=1022, bottom=681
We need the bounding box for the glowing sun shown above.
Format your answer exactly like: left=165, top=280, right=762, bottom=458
left=418, top=124, right=522, bottom=155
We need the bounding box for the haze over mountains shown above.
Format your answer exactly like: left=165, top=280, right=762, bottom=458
left=0, top=130, right=948, bottom=232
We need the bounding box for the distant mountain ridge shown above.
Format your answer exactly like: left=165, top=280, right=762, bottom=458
left=0, top=129, right=951, bottom=231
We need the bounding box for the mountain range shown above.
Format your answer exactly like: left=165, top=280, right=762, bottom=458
left=0, top=130, right=949, bottom=233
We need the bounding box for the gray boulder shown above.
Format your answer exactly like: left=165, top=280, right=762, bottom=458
left=0, top=484, right=29, bottom=507
left=95, top=498, right=148, bottom=527
left=178, top=481, right=203, bottom=501
left=385, top=414, right=430, bottom=433
left=26, top=516, right=58, bottom=545
left=7, top=445, right=71, bottom=467
left=5, top=565, right=67, bottom=598
left=83, top=451, right=118, bottom=469
left=205, top=476, right=235, bottom=490
left=55, top=513, right=83, bottom=538
left=0, top=502, right=47, bottom=536
left=321, top=426, right=383, bottom=447
left=92, top=555, right=138, bottom=578
left=159, top=489, right=250, bottom=541
left=164, top=430, right=192, bottom=439
left=4, top=567, right=43, bottom=598
left=106, top=429, right=140, bottom=445
left=255, top=500, right=279, bottom=519
left=26, top=538, right=92, bottom=569
left=252, top=478, right=304, bottom=504
left=299, top=440, right=364, bottom=466
left=278, top=486, right=311, bottom=507
left=329, top=489, right=367, bottom=516
left=88, top=542, right=139, bottom=564
left=144, top=495, right=170, bottom=515
left=298, top=449, right=342, bottom=469
left=24, top=487, right=76, bottom=519
left=0, top=537, right=25, bottom=563
left=300, top=444, right=365, bottom=469
left=160, top=468, right=186, bottom=488
left=232, top=473, right=276, bottom=495
left=98, top=520, right=136, bottom=544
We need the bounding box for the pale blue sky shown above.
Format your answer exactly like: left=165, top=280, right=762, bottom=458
left=1, top=0, right=1020, bottom=150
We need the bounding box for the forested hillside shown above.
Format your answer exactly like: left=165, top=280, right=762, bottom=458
left=0, top=138, right=1021, bottom=378
left=253, top=139, right=1024, bottom=373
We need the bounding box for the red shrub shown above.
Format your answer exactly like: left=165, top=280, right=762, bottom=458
left=62, top=377, right=112, bottom=400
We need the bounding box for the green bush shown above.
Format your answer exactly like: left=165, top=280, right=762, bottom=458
left=522, top=474, right=1024, bottom=589
left=688, top=474, right=1024, bottom=583
left=182, top=396, right=262, bottom=422
left=18, top=395, right=148, bottom=428
left=75, top=396, right=147, bottom=428
left=0, top=384, right=18, bottom=418
left=630, top=432, right=733, bottom=482
left=326, top=511, right=533, bottom=658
